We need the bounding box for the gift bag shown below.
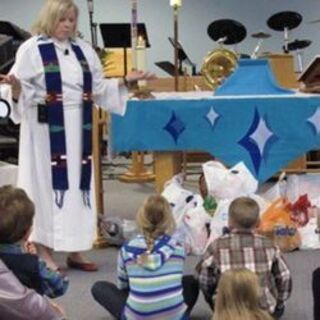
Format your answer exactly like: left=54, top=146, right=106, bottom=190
left=258, top=198, right=301, bottom=252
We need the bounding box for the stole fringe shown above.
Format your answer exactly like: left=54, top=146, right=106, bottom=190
left=54, top=190, right=65, bottom=209
left=82, top=190, right=91, bottom=208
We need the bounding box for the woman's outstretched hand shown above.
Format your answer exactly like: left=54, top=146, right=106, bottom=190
left=0, top=74, right=21, bottom=101
left=126, top=70, right=156, bottom=83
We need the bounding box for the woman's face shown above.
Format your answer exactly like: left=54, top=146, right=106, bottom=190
left=53, top=7, right=77, bottom=41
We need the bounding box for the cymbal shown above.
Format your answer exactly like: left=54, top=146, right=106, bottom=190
left=267, top=11, right=302, bottom=31
left=251, top=31, right=271, bottom=39
left=287, top=39, right=312, bottom=51
left=207, top=19, right=247, bottom=45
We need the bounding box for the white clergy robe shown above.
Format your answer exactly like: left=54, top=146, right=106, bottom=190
left=6, top=36, right=127, bottom=251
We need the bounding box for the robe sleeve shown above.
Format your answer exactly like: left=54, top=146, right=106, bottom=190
left=91, top=48, right=128, bottom=116
left=7, top=39, right=39, bottom=124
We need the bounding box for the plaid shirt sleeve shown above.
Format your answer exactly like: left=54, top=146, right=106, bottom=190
left=38, top=260, right=69, bottom=298
left=198, top=244, right=220, bottom=301
left=271, top=248, right=292, bottom=303
left=117, top=249, right=129, bottom=290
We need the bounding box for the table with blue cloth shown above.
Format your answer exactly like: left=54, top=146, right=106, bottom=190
left=112, top=60, right=320, bottom=191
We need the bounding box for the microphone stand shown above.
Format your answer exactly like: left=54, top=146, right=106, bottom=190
left=88, top=4, right=98, bottom=48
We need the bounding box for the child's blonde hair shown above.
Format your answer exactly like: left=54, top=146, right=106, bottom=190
left=213, top=268, right=273, bottom=320
left=32, top=0, right=79, bottom=38
left=136, top=195, right=175, bottom=252
left=0, top=185, right=35, bottom=243
left=229, top=197, right=259, bottom=229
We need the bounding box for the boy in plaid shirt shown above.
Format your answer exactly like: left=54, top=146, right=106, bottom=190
left=197, top=197, right=292, bottom=318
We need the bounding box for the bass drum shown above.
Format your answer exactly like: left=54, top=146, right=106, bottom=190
left=201, top=47, right=238, bottom=89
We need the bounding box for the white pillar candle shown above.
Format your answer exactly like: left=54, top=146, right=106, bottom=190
left=136, top=36, right=147, bottom=87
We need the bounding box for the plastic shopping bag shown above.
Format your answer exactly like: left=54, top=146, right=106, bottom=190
left=258, top=198, right=301, bottom=252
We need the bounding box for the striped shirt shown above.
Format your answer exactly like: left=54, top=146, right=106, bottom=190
left=198, top=229, right=292, bottom=313
left=118, top=234, right=187, bottom=319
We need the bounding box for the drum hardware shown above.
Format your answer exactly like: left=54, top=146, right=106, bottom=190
left=267, top=11, right=302, bottom=53
left=202, top=19, right=246, bottom=88
left=287, top=39, right=312, bottom=73
left=308, top=18, right=320, bottom=24
left=251, top=31, right=271, bottom=59
left=0, top=88, right=10, bottom=120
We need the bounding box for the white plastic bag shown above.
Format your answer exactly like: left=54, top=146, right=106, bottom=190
left=202, top=161, right=258, bottom=200
left=286, top=174, right=320, bottom=206
left=175, top=203, right=210, bottom=256
left=161, top=174, right=198, bottom=225
left=122, top=219, right=138, bottom=241
left=99, top=216, right=125, bottom=246
left=261, top=173, right=287, bottom=203
left=298, top=217, right=320, bottom=249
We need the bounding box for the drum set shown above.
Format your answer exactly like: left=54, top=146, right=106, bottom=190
left=202, top=10, right=313, bottom=87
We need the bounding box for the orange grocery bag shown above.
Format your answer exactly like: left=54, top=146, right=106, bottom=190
left=257, top=198, right=301, bottom=252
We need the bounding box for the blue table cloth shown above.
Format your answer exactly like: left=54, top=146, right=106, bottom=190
left=112, top=94, right=320, bottom=182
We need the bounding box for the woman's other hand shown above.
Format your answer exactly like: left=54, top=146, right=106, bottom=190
left=0, top=74, right=21, bottom=101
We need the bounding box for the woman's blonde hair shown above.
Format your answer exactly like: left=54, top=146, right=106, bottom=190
left=213, top=269, right=273, bottom=320
left=32, top=0, right=79, bottom=37
left=136, top=195, right=176, bottom=252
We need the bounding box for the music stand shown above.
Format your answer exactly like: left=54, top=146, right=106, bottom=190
left=99, top=23, right=150, bottom=75
left=168, top=37, right=196, bottom=75
left=155, top=61, right=184, bottom=76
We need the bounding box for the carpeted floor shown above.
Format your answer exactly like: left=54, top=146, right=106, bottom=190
left=53, top=174, right=318, bottom=320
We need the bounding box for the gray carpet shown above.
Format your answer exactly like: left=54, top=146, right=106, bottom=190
left=53, top=177, right=318, bottom=320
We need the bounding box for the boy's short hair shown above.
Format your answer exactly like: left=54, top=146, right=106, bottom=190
left=0, top=185, right=35, bottom=243
left=229, top=197, right=259, bottom=229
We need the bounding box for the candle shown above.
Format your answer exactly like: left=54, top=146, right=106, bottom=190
left=136, top=36, right=147, bottom=87
left=131, top=0, right=138, bottom=70
left=170, top=0, right=182, bottom=7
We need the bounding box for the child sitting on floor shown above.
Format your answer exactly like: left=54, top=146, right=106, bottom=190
left=92, top=194, right=199, bottom=319
left=213, top=268, right=273, bottom=320
left=197, top=196, right=292, bottom=319
left=0, top=185, right=68, bottom=298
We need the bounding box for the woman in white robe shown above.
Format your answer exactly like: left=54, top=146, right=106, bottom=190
left=0, top=0, right=153, bottom=271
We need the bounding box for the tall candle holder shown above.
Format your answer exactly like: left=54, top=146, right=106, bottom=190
left=119, top=0, right=155, bottom=183
left=170, top=0, right=182, bottom=91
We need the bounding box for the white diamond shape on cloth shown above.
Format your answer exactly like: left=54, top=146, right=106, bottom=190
left=308, top=106, right=320, bottom=134
left=206, top=106, right=219, bottom=127
left=249, top=117, right=273, bottom=156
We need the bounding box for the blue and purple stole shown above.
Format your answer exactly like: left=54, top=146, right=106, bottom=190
left=37, top=37, right=92, bottom=208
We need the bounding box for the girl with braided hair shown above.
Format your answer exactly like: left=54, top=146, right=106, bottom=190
left=91, top=194, right=199, bottom=319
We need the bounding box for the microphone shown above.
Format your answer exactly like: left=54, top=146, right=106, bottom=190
left=64, top=48, right=69, bottom=55
left=87, top=0, right=93, bottom=13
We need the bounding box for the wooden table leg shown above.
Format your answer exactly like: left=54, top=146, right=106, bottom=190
left=153, top=152, right=182, bottom=192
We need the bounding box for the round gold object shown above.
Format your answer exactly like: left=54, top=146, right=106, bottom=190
left=201, top=47, right=238, bottom=89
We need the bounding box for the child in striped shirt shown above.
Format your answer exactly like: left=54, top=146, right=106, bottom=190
left=92, top=194, right=199, bottom=319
